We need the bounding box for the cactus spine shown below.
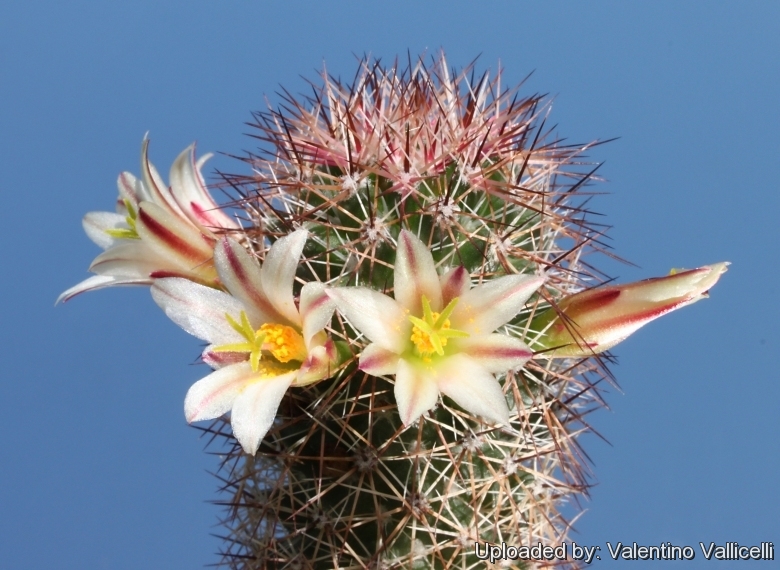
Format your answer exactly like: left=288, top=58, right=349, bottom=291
left=203, top=54, right=610, bottom=569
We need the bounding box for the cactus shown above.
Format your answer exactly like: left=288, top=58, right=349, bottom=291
left=205, top=54, right=611, bottom=569
left=59, top=52, right=727, bottom=570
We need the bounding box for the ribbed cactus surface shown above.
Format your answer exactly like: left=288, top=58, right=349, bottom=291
left=206, top=54, right=610, bottom=569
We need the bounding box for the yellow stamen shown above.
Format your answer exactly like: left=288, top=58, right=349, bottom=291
left=212, top=311, right=267, bottom=372
left=408, top=296, right=469, bottom=360
left=411, top=311, right=448, bottom=353
left=211, top=312, right=308, bottom=372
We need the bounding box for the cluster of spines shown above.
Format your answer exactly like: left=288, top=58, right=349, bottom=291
left=207, top=54, right=612, bottom=569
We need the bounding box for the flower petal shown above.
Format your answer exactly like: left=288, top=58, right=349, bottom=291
left=135, top=201, right=215, bottom=273
left=184, top=362, right=252, bottom=423
left=453, top=334, right=533, bottom=374
left=435, top=354, right=510, bottom=425
left=230, top=371, right=297, bottom=454
left=326, top=287, right=410, bottom=353
left=82, top=211, right=128, bottom=250
left=616, top=263, right=729, bottom=306
left=452, top=274, right=545, bottom=334
left=56, top=275, right=149, bottom=304
left=88, top=241, right=167, bottom=278
left=261, top=229, right=308, bottom=326
left=140, top=137, right=184, bottom=217
left=394, top=230, right=443, bottom=313
left=440, top=266, right=471, bottom=305
left=359, top=343, right=400, bottom=376
left=541, top=262, right=729, bottom=356
left=214, top=238, right=286, bottom=326
left=151, top=277, right=246, bottom=344
left=395, top=359, right=440, bottom=426
left=300, top=282, right=335, bottom=348
left=202, top=350, right=247, bottom=369
left=169, top=144, right=238, bottom=234
left=117, top=171, right=146, bottom=207
left=296, top=343, right=335, bottom=386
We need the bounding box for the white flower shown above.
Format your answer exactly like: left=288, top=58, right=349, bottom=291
left=151, top=229, right=337, bottom=454
left=57, top=138, right=239, bottom=303
left=327, top=230, right=544, bottom=427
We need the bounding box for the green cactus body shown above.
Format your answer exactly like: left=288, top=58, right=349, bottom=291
left=205, top=55, right=610, bottom=569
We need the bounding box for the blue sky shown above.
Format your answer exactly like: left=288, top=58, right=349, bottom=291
left=2, top=1, right=778, bottom=568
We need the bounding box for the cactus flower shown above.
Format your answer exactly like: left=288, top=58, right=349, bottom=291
left=151, top=229, right=337, bottom=454
left=57, top=138, right=239, bottom=304
left=327, top=230, right=544, bottom=427
left=58, top=54, right=735, bottom=566
left=535, top=262, right=729, bottom=357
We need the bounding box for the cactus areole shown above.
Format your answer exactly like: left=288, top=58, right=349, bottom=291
left=59, top=54, right=726, bottom=569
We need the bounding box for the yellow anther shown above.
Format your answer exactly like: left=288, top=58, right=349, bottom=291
left=259, top=323, right=307, bottom=363
left=212, top=313, right=307, bottom=370
left=411, top=311, right=451, bottom=355
left=408, top=296, right=469, bottom=358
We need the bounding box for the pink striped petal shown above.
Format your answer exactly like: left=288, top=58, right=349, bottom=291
left=202, top=350, right=247, bottom=369
left=394, top=230, right=443, bottom=313
left=184, top=362, right=252, bottom=423
left=139, top=138, right=183, bottom=217
left=359, top=344, right=400, bottom=376
left=435, top=354, right=510, bottom=425
left=261, top=229, right=308, bottom=326
left=300, top=282, right=335, bottom=348
left=545, top=262, right=729, bottom=355
left=295, top=344, right=334, bottom=386
left=169, top=145, right=238, bottom=234
left=230, top=371, right=297, bottom=454
left=452, top=334, right=533, bottom=374
left=151, top=277, right=245, bottom=344
left=326, top=287, right=410, bottom=353
left=452, top=274, right=545, bottom=335
left=440, top=266, right=471, bottom=305
left=56, top=275, right=149, bottom=304
left=135, top=201, right=215, bottom=275
left=88, top=242, right=166, bottom=278
left=395, top=359, right=440, bottom=426
left=214, top=238, right=285, bottom=327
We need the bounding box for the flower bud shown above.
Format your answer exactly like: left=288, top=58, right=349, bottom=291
left=535, top=262, right=729, bottom=356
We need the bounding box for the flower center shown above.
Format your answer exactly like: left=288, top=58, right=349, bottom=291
left=407, top=296, right=469, bottom=361
left=104, top=199, right=141, bottom=240
left=259, top=323, right=307, bottom=363
left=212, top=311, right=306, bottom=372
left=411, top=312, right=451, bottom=353
left=250, top=360, right=293, bottom=380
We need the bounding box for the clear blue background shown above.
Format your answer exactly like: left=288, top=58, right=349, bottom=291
left=2, top=1, right=777, bottom=568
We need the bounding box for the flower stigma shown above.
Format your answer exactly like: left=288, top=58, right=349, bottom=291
left=407, top=296, right=469, bottom=362
left=104, top=199, right=140, bottom=240
left=212, top=312, right=307, bottom=372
